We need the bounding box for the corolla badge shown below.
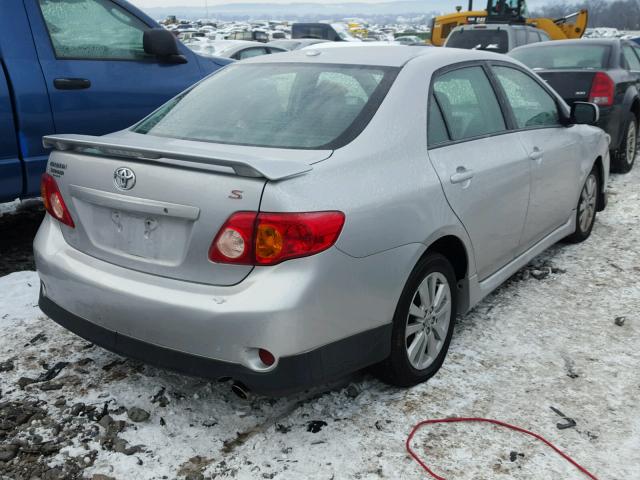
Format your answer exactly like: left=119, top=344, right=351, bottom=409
left=113, top=167, right=136, bottom=191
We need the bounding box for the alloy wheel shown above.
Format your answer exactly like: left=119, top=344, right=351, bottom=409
left=405, top=272, right=452, bottom=371
left=578, top=173, right=597, bottom=233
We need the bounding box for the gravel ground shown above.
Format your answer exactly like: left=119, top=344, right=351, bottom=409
left=0, top=200, right=45, bottom=276
left=0, top=167, right=638, bottom=480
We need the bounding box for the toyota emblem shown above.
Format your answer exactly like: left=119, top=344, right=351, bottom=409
left=113, top=167, right=136, bottom=191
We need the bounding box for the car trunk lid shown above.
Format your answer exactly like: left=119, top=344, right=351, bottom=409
left=534, top=70, right=598, bottom=105
left=43, top=132, right=328, bottom=286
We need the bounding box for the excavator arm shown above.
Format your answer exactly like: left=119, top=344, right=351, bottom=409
left=526, top=10, right=589, bottom=41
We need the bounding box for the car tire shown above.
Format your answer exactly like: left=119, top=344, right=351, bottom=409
left=611, top=113, right=637, bottom=174
left=564, top=166, right=599, bottom=244
left=377, top=253, right=457, bottom=387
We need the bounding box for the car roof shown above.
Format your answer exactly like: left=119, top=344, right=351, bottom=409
left=452, top=23, right=539, bottom=32
left=240, top=45, right=512, bottom=68
left=510, top=38, right=623, bottom=53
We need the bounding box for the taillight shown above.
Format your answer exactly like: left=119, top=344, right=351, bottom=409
left=589, top=72, right=614, bottom=107
left=40, top=173, right=75, bottom=228
left=209, top=211, right=345, bottom=266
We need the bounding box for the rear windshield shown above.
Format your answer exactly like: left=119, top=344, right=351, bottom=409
left=510, top=45, right=611, bottom=70
left=133, top=63, right=397, bottom=149
left=446, top=29, right=508, bottom=53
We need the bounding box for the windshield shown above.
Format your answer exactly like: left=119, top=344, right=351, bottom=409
left=510, top=45, right=611, bottom=70
left=133, top=64, right=397, bottom=149
left=446, top=30, right=508, bottom=53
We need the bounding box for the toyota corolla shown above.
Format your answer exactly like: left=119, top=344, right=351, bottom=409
left=35, top=47, right=609, bottom=396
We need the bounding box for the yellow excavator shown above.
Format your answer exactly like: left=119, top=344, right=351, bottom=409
left=430, top=0, right=589, bottom=46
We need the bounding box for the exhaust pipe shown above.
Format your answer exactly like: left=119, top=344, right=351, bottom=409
left=231, top=381, right=250, bottom=400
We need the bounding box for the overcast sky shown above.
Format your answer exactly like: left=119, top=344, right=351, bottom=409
left=129, top=0, right=557, bottom=8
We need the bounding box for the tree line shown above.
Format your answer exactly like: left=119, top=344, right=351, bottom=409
left=532, top=0, right=640, bottom=31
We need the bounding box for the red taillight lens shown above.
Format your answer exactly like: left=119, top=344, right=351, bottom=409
left=589, top=72, right=614, bottom=107
left=254, top=212, right=345, bottom=265
left=40, top=173, right=75, bottom=228
left=209, top=211, right=345, bottom=266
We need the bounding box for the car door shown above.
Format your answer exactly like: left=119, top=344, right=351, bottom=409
left=427, top=64, right=531, bottom=281
left=24, top=0, right=205, bottom=136
left=0, top=67, right=21, bottom=201
left=490, top=64, right=581, bottom=252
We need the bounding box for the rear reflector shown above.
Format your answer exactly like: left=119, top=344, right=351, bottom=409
left=41, top=173, right=75, bottom=228
left=589, top=72, right=614, bottom=107
left=209, top=211, right=345, bottom=266
left=258, top=349, right=276, bottom=367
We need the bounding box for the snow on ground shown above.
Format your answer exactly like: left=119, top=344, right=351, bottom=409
left=1, top=167, right=639, bottom=480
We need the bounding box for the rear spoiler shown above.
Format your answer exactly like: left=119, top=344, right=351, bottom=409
left=43, top=134, right=313, bottom=181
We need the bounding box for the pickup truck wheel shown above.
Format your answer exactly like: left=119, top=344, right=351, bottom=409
left=612, top=114, right=637, bottom=174
left=376, top=253, right=457, bottom=387
left=564, top=167, right=599, bottom=244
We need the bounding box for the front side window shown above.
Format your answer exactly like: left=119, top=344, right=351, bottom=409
left=432, top=66, right=506, bottom=141
left=38, top=0, right=149, bottom=60
left=493, top=66, right=560, bottom=129
left=133, top=64, right=397, bottom=149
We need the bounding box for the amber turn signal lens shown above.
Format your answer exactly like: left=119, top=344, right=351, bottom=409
left=256, top=224, right=284, bottom=260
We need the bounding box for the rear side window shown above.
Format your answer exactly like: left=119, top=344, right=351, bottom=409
left=235, top=47, right=268, bottom=60
left=428, top=96, right=450, bottom=147
left=432, top=66, right=506, bottom=141
left=38, top=0, right=149, bottom=60
left=526, top=29, right=541, bottom=43
left=515, top=29, right=527, bottom=47
left=623, top=45, right=640, bottom=71
left=133, top=64, right=397, bottom=149
left=493, top=66, right=560, bottom=129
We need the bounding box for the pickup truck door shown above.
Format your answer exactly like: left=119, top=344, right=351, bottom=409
left=23, top=0, right=211, bottom=136
left=0, top=64, right=21, bottom=201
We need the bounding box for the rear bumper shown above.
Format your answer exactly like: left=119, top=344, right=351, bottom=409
left=35, top=216, right=418, bottom=394
left=39, top=291, right=390, bottom=395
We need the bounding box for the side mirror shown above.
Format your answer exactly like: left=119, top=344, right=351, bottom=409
left=570, top=102, right=599, bottom=125
left=143, top=29, right=188, bottom=64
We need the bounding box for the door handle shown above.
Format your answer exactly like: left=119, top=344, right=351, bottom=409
left=53, top=78, right=91, bottom=90
left=529, top=147, right=544, bottom=161
left=450, top=167, right=474, bottom=184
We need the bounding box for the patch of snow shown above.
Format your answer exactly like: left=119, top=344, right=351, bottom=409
left=0, top=167, right=639, bottom=479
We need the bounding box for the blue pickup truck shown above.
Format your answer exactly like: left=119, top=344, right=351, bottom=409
left=1, top=0, right=230, bottom=203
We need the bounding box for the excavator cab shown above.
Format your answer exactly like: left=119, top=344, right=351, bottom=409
left=486, top=0, right=528, bottom=23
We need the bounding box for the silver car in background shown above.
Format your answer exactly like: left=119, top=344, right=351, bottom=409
left=35, top=47, right=609, bottom=396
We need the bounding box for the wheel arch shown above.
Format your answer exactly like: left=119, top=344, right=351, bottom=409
left=630, top=96, right=640, bottom=124
left=419, top=234, right=472, bottom=313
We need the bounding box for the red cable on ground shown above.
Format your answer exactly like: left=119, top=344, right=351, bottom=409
left=406, top=417, right=599, bottom=480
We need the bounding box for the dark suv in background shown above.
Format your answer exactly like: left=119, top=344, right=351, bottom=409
left=510, top=39, right=640, bottom=173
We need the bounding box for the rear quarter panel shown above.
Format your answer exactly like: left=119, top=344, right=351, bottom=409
left=260, top=55, right=475, bottom=270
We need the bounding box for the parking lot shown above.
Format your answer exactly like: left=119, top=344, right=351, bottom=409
left=0, top=165, right=638, bottom=480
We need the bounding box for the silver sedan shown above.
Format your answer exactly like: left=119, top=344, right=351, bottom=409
left=35, top=46, right=609, bottom=396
